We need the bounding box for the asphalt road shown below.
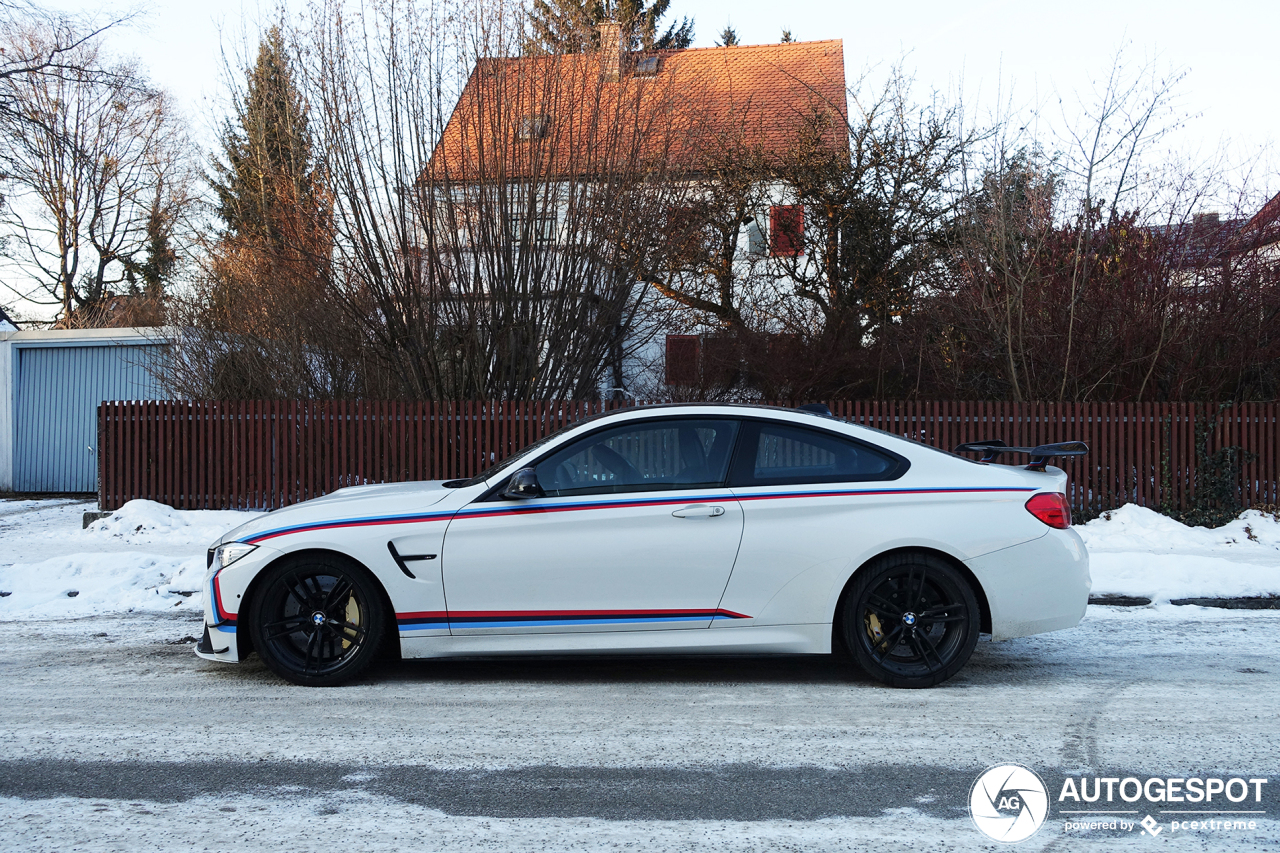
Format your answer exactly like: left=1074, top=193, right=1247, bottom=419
left=0, top=608, right=1276, bottom=851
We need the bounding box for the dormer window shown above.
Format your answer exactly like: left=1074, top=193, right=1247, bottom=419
left=517, top=114, right=550, bottom=140
left=633, top=55, right=660, bottom=76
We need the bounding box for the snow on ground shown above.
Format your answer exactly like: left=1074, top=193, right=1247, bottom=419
left=0, top=499, right=257, bottom=620
left=1079, top=505, right=1280, bottom=602
left=0, top=498, right=1277, bottom=620
left=6, top=792, right=1273, bottom=853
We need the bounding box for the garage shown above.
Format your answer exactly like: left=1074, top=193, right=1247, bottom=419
left=0, top=328, right=166, bottom=493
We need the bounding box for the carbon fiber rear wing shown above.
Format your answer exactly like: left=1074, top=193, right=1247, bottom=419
left=953, top=440, right=1089, bottom=472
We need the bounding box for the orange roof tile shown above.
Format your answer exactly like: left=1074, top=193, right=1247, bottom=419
left=430, top=40, right=847, bottom=181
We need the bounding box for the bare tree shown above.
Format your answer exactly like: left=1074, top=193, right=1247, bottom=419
left=1054, top=49, right=1186, bottom=398
left=649, top=67, right=976, bottom=400
left=0, top=32, right=191, bottom=325
left=287, top=0, right=703, bottom=400
left=0, top=1, right=133, bottom=133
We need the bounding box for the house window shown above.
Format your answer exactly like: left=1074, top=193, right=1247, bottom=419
left=746, top=215, right=766, bottom=255
left=665, top=205, right=707, bottom=259
left=770, top=204, right=804, bottom=257
left=633, top=55, right=660, bottom=76
left=509, top=213, right=558, bottom=243
left=517, top=114, right=550, bottom=140
left=665, top=335, right=700, bottom=385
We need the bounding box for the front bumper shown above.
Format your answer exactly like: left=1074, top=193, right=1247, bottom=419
left=965, top=527, right=1090, bottom=641
left=194, top=623, right=239, bottom=661
left=196, top=543, right=281, bottom=664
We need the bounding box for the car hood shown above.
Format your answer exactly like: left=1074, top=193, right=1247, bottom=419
left=211, top=481, right=459, bottom=548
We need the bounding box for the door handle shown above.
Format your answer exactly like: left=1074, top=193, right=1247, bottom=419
left=671, top=504, right=725, bottom=518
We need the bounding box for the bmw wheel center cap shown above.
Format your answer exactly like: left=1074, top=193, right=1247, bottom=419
left=902, top=611, right=917, bottom=627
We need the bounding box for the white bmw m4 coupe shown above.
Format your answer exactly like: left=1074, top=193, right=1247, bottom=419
left=197, top=404, right=1090, bottom=688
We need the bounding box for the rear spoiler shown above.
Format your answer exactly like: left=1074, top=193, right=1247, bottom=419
left=953, top=439, right=1088, bottom=472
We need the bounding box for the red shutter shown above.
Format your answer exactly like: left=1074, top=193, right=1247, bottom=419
left=665, top=335, right=700, bottom=385
left=770, top=205, right=804, bottom=257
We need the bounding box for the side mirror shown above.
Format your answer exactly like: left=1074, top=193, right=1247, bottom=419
left=501, top=468, right=545, bottom=500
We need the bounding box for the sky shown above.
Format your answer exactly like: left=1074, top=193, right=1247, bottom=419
left=9, top=0, right=1278, bottom=322
left=80, top=0, right=1277, bottom=186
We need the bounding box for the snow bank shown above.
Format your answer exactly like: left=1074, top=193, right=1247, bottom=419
left=81, top=500, right=257, bottom=548
left=1078, top=504, right=1280, bottom=602
left=0, top=500, right=257, bottom=619
left=3, top=498, right=1278, bottom=620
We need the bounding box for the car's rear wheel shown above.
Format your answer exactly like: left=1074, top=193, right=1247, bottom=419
left=248, top=554, right=386, bottom=687
left=840, top=553, right=980, bottom=688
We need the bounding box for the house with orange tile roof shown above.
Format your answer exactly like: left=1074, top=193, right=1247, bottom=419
left=426, top=30, right=849, bottom=396
left=432, top=29, right=847, bottom=180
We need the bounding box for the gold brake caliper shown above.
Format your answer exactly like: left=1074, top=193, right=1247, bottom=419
left=343, top=594, right=362, bottom=650
left=865, top=611, right=885, bottom=646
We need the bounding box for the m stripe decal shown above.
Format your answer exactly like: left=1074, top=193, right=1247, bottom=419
left=241, top=487, right=1037, bottom=544
left=243, top=510, right=456, bottom=544
left=208, top=573, right=237, bottom=632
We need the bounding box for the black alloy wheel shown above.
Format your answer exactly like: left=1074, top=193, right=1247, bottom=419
left=841, top=553, right=980, bottom=688
left=248, top=555, right=387, bottom=687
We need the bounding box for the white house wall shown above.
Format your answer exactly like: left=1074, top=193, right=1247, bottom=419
left=434, top=178, right=809, bottom=398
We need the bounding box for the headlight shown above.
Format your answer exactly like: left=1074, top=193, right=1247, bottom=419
left=212, top=542, right=258, bottom=570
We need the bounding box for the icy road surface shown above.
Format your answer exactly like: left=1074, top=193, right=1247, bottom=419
left=0, top=607, right=1277, bottom=851
left=1, top=498, right=1278, bottom=850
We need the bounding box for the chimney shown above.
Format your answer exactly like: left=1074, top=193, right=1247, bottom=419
left=598, top=21, right=623, bottom=81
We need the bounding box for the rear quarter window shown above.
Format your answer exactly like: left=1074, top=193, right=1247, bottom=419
left=729, top=420, right=908, bottom=486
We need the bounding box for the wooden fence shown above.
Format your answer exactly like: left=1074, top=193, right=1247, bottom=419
left=97, top=400, right=1280, bottom=513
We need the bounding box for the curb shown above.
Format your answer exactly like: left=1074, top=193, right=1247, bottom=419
left=82, top=511, right=112, bottom=529
left=1089, top=594, right=1280, bottom=610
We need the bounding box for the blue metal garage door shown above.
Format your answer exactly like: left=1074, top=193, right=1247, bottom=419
left=14, top=344, right=165, bottom=492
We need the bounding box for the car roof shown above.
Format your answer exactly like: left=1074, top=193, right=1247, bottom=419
left=593, top=402, right=833, bottom=419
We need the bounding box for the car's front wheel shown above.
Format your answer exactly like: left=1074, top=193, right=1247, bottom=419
left=840, top=553, right=980, bottom=688
left=247, top=554, right=387, bottom=686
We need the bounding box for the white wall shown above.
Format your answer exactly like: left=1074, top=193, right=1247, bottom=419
left=0, top=330, right=13, bottom=491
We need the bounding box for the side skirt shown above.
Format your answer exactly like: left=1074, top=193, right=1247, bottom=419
left=399, top=623, right=831, bottom=659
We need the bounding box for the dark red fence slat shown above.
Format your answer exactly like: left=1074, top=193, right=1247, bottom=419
left=95, top=401, right=1280, bottom=513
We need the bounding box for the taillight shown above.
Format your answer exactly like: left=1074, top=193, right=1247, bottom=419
left=1025, top=492, right=1071, bottom=529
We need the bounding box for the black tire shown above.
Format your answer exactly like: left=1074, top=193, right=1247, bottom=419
left=247, top=553, right=387, bottom=687
left=840, top=552, right=980, bottom=688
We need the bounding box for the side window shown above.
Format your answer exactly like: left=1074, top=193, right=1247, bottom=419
left=730, top=421, right=904, bottom=486
left=534, top=419, right=740, bottom=497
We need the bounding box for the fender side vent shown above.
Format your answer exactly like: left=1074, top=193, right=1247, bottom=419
left=387, top=542, right=437, bottom=579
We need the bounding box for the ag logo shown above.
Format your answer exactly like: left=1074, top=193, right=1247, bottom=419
left=969, top=764, right=1050, bottom=843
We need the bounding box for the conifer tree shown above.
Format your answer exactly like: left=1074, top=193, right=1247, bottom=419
left=210, top=26, right=320, bottom=247
left=199, top=26, right=338, bottom=397
left=525, top=0, right=693, bottom=54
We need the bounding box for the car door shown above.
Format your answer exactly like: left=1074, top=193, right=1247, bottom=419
left=440, top=417, right=746, bottom=634
left=716, top=418, right=910, bottom=626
